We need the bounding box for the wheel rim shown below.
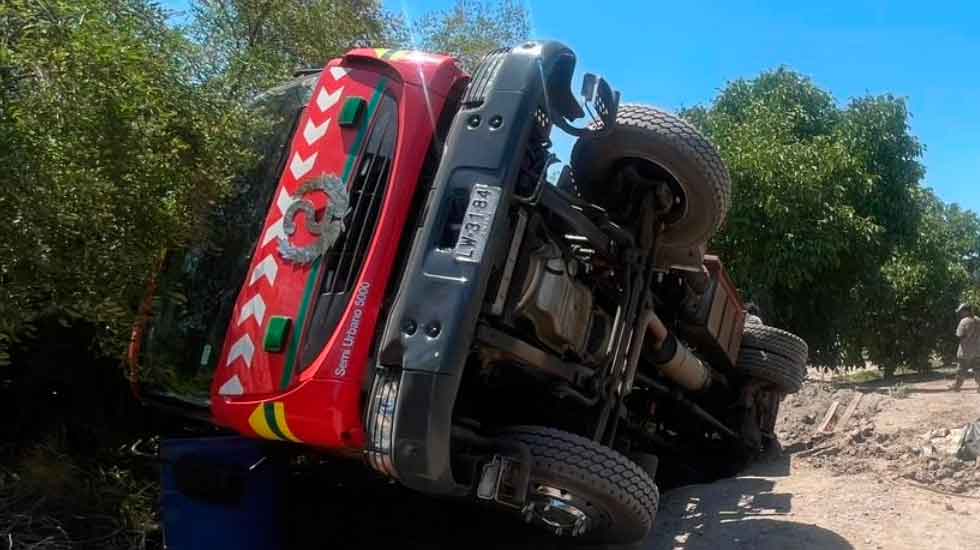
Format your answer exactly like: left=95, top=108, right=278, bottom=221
left=522, top=484, right=593, bottom=537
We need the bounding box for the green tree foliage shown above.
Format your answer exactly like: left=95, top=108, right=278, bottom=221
left=0, top=0, right=257, bottom=364
left=0, top=0, right=529, bottom=366
left=188, top=0, right=532, bottom=92
left=859, top=191, right=979, bottom=373
left=190, top=0, right=402, bottom=95
left=685, top=68, right=980, bottom=370
left=410, top=0, right=530, bottom=71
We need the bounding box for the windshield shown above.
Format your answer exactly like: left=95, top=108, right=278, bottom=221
left=136, top=74, right=319, bottom=403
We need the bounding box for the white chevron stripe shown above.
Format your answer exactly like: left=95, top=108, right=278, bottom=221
left=226, top=335, right=255, bottom=367
left=261, top=218, right=285, bottom=247
left=276, top=187, right=295, bottom=213
left=261, top=189, right=296, bottom=246
left=261, top=189, right=295, bottom=247
left=329, top=66, right=350, bottom=81
left=250, top=255, right=278, bottom=286
left=218, top=375, right=244, bottom=396
left=303, top=117, right=331, bottom=145
left=289, top=151, right=317, bottom=180
left=316, top=86, right=343, bottom=111
left=238, top=294, right=267, bottom=326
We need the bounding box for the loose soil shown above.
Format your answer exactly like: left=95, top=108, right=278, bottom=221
left=647, top=373, right=980, bottom=550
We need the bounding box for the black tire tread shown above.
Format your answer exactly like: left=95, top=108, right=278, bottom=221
left=502, top=426, right=658, bottom=543
left=739, top=348, right=805, bottom=393
left=572, top=104, right=732, bottom=245
left=741, top=324, right=809, bottom=365
left=614, top=104, right=731, bottom=231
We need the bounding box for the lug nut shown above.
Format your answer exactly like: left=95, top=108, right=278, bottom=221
left=402, top=319, right=417, bottom=335
left=467, top=114, right=481, bottom=128
left=425, top=321, right=441, bottom=337
left=489, top=115, right=503, bottom=129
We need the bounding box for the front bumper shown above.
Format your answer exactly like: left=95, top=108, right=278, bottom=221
left=371, top=41, right=582, bottom=495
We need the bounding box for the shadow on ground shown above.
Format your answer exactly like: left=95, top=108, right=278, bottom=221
left=854, top=370, right=973, bottom=395
left=746, top=449, right=792, bottom=477
left=831, top=369, right=949, bottom=391
left=285, top=464, right=587, bottom=549
left=281, top=452, right=849, bottom=550
left=645, top=455, right=852, bottom=550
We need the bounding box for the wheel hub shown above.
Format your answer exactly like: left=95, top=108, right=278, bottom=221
left=522, top=484, right=591, bottom=537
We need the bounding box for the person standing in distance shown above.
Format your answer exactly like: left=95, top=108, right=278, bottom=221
left=951, top=303, right=980, bottom=392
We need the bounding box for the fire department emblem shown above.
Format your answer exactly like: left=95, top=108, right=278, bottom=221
left=278, top=174, right=350, bottom=264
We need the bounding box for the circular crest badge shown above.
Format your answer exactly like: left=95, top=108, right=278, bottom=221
left=278, top=174, right=350, bottom=264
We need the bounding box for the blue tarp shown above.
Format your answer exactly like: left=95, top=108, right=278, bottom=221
left=160, top=437, right=285, bottom=550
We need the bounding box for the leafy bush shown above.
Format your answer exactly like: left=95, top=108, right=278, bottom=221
left=0, top=0, right=255, bottom=363
left=0, top=0, right=534, bottom=368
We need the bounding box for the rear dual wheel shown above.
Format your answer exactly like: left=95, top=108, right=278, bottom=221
left=737, top=324, right=808, bottom=457
left=738, top=324, right=809, bottom=394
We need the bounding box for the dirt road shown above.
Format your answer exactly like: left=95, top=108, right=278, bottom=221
left=647, top=376, right=980, bottom=550
left=283, top=374, right=979, bottom=549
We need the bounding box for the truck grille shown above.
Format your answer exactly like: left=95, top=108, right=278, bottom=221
left=323, top=112, right=396, bottom=293
left=297, top=92, right=398, bottom=371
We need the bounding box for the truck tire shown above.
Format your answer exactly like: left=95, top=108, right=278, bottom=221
left=741, top=324, right=809, bottom=366
left=500, top=426, right=658, bottom=544
left=571, top=104, right=731, bottom=248
left=739, top=348, right=805, bottom=394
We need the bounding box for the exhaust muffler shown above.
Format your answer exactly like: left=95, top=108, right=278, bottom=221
left=645, top=314, right=712, bottom=392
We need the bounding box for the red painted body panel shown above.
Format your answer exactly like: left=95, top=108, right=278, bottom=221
left=209, top=51, right=467, bottom=450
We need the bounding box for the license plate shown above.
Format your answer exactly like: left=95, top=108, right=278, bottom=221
left=453, top=184, right=501, bottom=263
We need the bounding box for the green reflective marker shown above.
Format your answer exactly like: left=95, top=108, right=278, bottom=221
left=264, top=316, right=292, bottom=353
left=340, top=97, right=366, bottom=127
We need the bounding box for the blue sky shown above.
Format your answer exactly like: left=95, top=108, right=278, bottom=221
left=162, top=0, right=978, bottom=213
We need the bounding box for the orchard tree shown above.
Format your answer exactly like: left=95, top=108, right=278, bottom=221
left=683, top=69, right=926, bottom=367
left=947, top=202, right=980, bottom=300
left=858, top=191, right=977, bottom=374
left=686, top=68, right=980, bottom=372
